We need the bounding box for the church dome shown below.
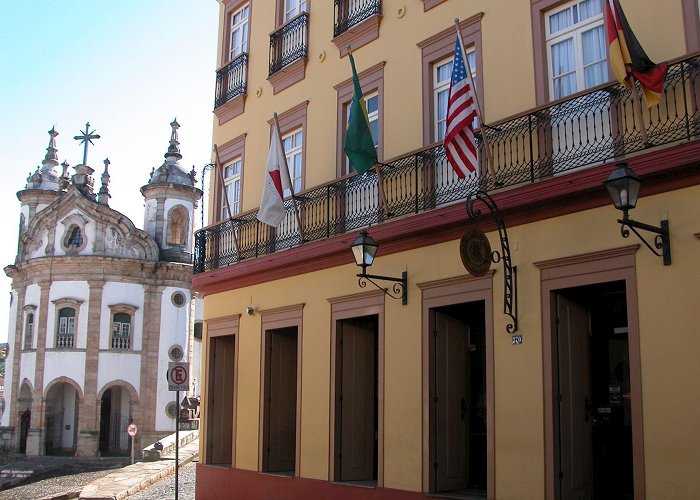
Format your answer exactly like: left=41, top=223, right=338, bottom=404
left=147, top=120, right=196, bottom=187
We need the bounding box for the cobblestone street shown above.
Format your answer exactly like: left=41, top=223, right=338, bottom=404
left=0, top=458, right=126, bottom=499
left=0, top=457, right=196, bottom=499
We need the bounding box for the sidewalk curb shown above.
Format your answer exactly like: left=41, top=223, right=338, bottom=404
left=77, top=448, right=198, bottom=500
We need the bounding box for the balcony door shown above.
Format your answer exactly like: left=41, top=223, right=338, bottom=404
left=546, top=0, right=612, bottom=174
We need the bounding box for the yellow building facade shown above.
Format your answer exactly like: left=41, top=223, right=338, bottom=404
left=193, top=1, right=700, bottom=498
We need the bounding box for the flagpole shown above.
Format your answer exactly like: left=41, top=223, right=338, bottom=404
left=272, top=113, right=306, bottom=243
left=626, top=69, right=651, bottom=146
left=454, top=18, right=498, bottom=185
left=213, top=144, right=241, bottom=256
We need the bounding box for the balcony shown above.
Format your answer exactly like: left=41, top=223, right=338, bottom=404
left=269, top=13, right=308, bottom=76
left=332, top=0, right=381, bottom=56
left=333, top=0, right=381, bottom=38
left=111, top=335, right=131, bottom=350
left=194, top=53, right=700, bottom=275
left=215, top=53, right=248, bottom=110
left=56, top=334, right=74, bottom=349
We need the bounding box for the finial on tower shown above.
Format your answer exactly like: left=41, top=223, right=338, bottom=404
left=166, top=118, right=182, bottom=159
left=45, top=127, right=59, bottom=164
left=98, top=158, right=111, bottom=205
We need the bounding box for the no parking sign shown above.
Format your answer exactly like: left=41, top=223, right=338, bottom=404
left=167, top=362, right=189, bottom=391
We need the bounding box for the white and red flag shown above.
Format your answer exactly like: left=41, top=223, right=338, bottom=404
left=444, top=32, right=478, bottom=178
left=257, top=120, right=292, bottom=227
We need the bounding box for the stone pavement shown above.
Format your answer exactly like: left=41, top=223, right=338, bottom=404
left=0, top=438, right=198, bottom=500
left=79, top=438, right=199, bottom=499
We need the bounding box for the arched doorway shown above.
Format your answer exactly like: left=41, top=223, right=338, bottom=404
left=44, top=382, right=79, bottom=456
left=17, top=381, right=32, bottom=454
left=99, top=386, right=132, bottom=456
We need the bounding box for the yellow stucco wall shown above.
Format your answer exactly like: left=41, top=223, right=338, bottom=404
left=201, top=183, right=700, bottom=497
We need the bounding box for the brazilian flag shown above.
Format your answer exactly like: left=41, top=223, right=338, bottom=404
left=344, top=52, right=378, bottom=174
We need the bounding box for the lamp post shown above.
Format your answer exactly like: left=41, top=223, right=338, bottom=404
left=603, top=162, right=671, bottom=265
left=351, top=231, right=407, bottom=304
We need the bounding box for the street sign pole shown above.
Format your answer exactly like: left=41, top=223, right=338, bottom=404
left=127, top=423, right=138, bottom=466
left=167, top=361, right=188, bottom=500
left=175, top=389, right=179, bottom=500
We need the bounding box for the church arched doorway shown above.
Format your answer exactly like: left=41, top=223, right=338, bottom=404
left=99, top=386, right=132, bottom=456
left=17, top=382, right=32, bottom=454
left=44, top=382, right=79, bottom=456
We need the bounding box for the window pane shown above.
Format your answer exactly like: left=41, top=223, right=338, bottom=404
left=578, top=0, right=602, bottom=20
left=582, top=25, right=607, bottom=87
left=549, top=8, right=572, bottom=34
left=366, top=95, right=378, bottom=114
left=437, top=61, right=452, bottom=83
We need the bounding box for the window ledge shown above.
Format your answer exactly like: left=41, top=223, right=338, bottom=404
left=268, top=57, right=307, bottom=94
left=333, top=14, right=382, bottom=57
left=422, top=0, right=447, bottom=10
left=215, top=94, right=246, bottom=125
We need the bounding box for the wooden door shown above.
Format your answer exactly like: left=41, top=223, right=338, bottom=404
left=556, top=295, right=593, bottom=500
left=433, top=310, right=468, bottom=492
left=207, top=335, right=235, bottom=465
left=338, top=319, right=376, bottom=481
left=264, top=328, right=298, bottom=472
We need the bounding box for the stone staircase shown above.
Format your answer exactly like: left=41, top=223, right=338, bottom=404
left=142, top=429, right=198, bottom=461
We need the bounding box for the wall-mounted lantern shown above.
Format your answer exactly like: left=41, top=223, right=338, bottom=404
left=603, top=162, right=671, bottom=265
left=351, top=231, right=407, bottom=304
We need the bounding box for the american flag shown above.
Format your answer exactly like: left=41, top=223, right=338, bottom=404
left=444, top=34, right=478, bottom=178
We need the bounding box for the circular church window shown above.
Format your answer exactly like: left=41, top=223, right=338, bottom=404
left=165, top=402, right=179, bottom=419
left=171, top=291, right=187, bottom=307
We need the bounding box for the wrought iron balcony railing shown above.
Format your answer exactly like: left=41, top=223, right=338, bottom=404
left=269, top=13, right=309, bottom=76
left=215, top=53, right=248, bottom=109
left=195, top=53, right=700, bottom=274
left=333, top=0, right=381, bottom=38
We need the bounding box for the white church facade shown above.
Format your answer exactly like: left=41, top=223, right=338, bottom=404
left=0, top=121, right=201, bottom=457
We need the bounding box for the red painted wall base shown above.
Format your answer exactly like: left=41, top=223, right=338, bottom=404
left=195, top=464, right=427, bottom=499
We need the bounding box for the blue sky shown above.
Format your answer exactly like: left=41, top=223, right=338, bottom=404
left=0, top=1, right=219, bottom=341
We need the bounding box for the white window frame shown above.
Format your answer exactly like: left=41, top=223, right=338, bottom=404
left=229, top=3, right=250, bottom=61
left=58, top=310, right=75, bottom=336
left=545, top=0, right=607, bottom=100
left=284, top=0, right=307, bottom=22
left=282, top=128, right=303, bottom=196
left=221, top=158, right=243, bottom=220
left=433, top=49, right=478, bottom=143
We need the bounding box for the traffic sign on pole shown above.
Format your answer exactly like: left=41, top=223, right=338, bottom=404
left=167, top=362, right=189, bottom=391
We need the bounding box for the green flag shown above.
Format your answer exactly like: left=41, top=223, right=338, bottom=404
left=344, top=52, right=378, bottom=175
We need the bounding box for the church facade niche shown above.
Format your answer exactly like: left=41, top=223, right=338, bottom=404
left=167, top=204, right=189, bottom=246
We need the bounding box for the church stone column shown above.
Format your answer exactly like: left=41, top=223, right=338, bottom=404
left=75, top=281, right=103, bottom=457
left=139, top=283, right=163, bottom=447
left=3, top=285, right=25, bottom=450
left=26, top=280, right=50, bottom=456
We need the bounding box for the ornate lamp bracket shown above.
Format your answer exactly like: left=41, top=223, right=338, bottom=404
left=467, top=191, right=518, bottom=334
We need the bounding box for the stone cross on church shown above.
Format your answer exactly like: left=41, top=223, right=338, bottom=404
left=73, top=122, right=101, bottom=165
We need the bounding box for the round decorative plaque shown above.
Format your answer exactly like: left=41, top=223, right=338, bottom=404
left=460, top=226, right=492, bottom=277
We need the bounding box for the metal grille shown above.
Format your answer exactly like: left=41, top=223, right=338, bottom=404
left=269, top=13, right=308, bottom=76
left=215, top=53, right=248, bottom=109
left=195, top=54, right=700, bottom=274
left=333, top=0, right=381, bottom=38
